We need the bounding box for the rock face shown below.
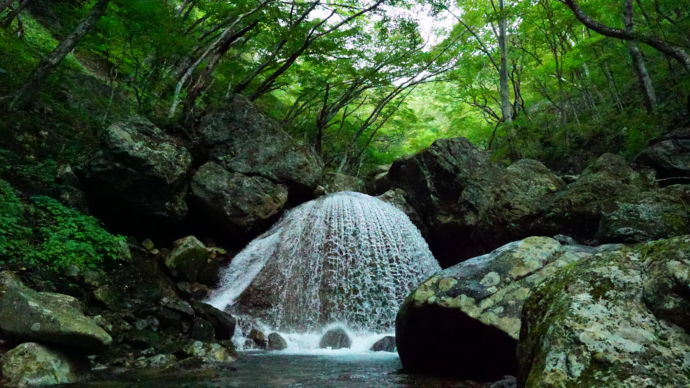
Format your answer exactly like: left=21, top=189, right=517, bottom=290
left=385, top=137, right=689, bottom=266
left=519, top=236, right=690, bottom=387
left=635, top=128, right=690, bottom=185
left=189, top=162, right=288, bottom=235
left=386, top=138, right=563, bottom=266
left=0, top=271, right=112, bottom=352
left=319, top=328, right=351, bottom=349
left=0, top=342, right=82, bottom=387
left=79, top=116, right=192, bottom=227
left=370, top=336, right=395, bottom=352
left=319, top=172, right=365, bottom=194
left=396, top=237, right=600, bottom=379
left=198, top=94, right=323, bottom=194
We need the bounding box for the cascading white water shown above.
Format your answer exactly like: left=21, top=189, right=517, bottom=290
left=207, top=191, right=440, bottom=339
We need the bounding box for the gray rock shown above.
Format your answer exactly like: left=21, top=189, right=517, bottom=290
left=190, top=162, right=288, bottom=235
left=164, top=236, right=211, bottom=282
left=267, top=333, right=288, bottom=351
left=518, top=236, right=690, bottom=387
left=79, top=116, right=192, bottom=224
left=635, top=128, right=690, bottom=185
left=0, top=271, right=112, bottom=352
left=370, top=336, right=395, bottom=352
left=319, top=172, right=365, bottom=194
left=198, top=94, right=323, bottom=191
left=247, top=329, right=267, bottom=349
left=319, top=328, right=351, bottom=349
left=190, top=318, right=215, bottom=342
left=0, top=342, right=83, bottom=387
left=396, top=237, right=592, bottom=379
left=191, top=301, right=235, bottom=340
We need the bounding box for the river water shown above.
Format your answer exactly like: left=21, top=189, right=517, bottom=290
left=67, top=352, right=488, bottom=388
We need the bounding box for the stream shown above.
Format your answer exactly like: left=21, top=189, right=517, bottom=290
left=66, top=352, right=486, bottom=388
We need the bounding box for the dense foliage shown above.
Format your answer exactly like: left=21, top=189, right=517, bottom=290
left=0, top=0, right=688, bottom=176
left=0, top=179, right=127, bottom=272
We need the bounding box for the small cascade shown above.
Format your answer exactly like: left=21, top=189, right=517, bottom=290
left=207, top=191, right=440, bottom=345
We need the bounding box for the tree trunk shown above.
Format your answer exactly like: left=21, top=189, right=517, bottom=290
left=1, top=0, right=28, bottom=28
left=624, top=0, right=656, bottom=111
left=10, top=0, right=110, bottom=110
left=563, top=0, right=690, bottom=72
left=497, top=0, right=512, bottom=123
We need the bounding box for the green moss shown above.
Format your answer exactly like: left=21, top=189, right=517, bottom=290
left=0, top=179, right=128, bottom=272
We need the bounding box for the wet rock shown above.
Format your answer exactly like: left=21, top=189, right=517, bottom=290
left=635, top=128, right=690, bottom=185
left=0, top=342, right=83, bottom=387
left=78, top=116, right=192, bottom=226
left=319, top=328, right=351, bottom=349
left=190, top=318, right=215, bottom=342
left=198, top=94, right=323, bottom=193
left=0, top=271, right=112, bottom=352
left=191, top=302, right=235, bottom=340
left=164, top=236, right=211, bottom=282
left=247, top=329, right=267, bottom=349
left=133, top=353, right=177, bottom=369
left=370, top=336, right=395, bottom=352
left=177, top=282, right=210, bottom=299
left=160, top=297, right=194, bottom=316
left=376, top=189, right=427, bottom=236
left=267, top=333, right=288, bottom=351
left=395, top=237, right=597, bottom=379
left=182, top=341, right=237, bottom=363
left=365, top=164, right=392, bottom=195
left=190, top=162, right=289, bottom=235
left=518, top=236, right=690, bottom=387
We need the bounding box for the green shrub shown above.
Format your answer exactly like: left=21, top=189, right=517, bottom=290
left=0, top=179, right=127, bottom=272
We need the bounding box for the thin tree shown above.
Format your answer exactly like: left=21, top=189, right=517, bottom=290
left=561, top=0, right=690, bottom=72
left=9, top=0, right=110, bottom=111
left=624, top=0, right=657, bottom=111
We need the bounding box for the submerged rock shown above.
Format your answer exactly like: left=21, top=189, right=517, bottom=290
left=319, top=328, right=351, bottom=350
left=0, top=342, right=83, bottom=387
left=182, top=341, right=237, bottom=363
left=395, top=237, right=604, bottom=379
left=370, top=336, right=395, bottom=352
left=207, top=192, right=439, bottom=332
left=518, top=236, right=690, bottom=387
left=267, top=333, right=288, bottom=351
left=0, top=271, right=112, bottom=352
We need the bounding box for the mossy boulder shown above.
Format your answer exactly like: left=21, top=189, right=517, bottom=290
left=319, top=327, right=351, bottom=349
left=518, top=236, right=690, bottom=387
left=634, top=128, right=690, bottom=185
left=395, top=237, right=604, bottom=379
left=0, top=271, right=112, bottom=352
left=164, top=236, right=211, bottom=282
left=0, top=342, right=84, bottom=387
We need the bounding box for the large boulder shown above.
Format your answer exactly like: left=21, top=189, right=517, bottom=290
left=318, top=172, right=365, bottom=194
left=597, top=185, right=690, bottom=243
left=319, top=327, right=351, bottom=349
left=396, top=237, right=601, bottom=379
left=79, top=116, right=192, bottom=227
left=518, top=236, right=690, bottom=387
left=198, top=94, right=323, bottom=194
left=0, top=272, right=112, bottom=352
left=267, top=333, right=288, bottom=351
left=1, top=342, right=83, bottom=387
left=189, top=162, right=288, bottom=235
left=387, top=138, right=503, bottom=265
left=537, top=153, right=652, bottom=241
left=635, top=128, right=690, bottom=185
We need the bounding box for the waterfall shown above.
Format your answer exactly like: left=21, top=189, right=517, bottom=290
left=207, top=191, right=440, bottom=334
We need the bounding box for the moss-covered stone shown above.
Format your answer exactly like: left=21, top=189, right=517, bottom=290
left=518, top=236, right=690, bottom=387
left=0, top=342, right=84, bottom=387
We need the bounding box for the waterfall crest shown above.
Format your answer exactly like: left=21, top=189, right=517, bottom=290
left=208, top=191, right=440, bottom=333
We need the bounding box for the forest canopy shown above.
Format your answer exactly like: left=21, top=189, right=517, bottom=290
left=0, top=0, right=688, bottom=175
